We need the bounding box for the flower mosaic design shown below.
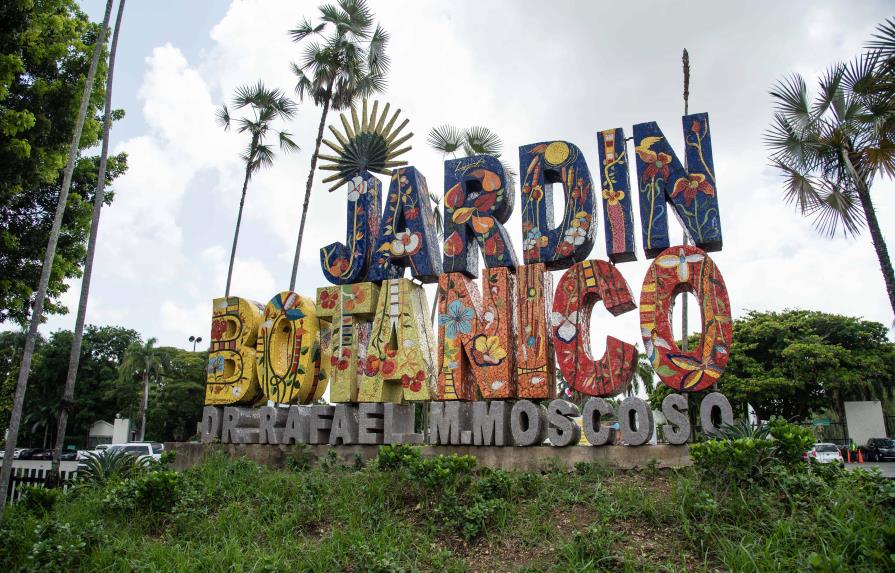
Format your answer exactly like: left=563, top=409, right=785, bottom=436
left=634, top=137, right=671, bottom=184
left=550, top=310, right=579, bottom=343
left=471, top=334, right=507, bottom=366
left=655, top=248, right=705, bottom=282
left=672, top=173, right=714, bottom=207
left=319, top=290, right=338, bottom=310
left=439, top=300, right=474, bottom=339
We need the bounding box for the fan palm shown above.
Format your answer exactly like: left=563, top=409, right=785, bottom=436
left=78, top=449, right=147, bottom=484
left=216, top=81, right=299, bottom=297
left=288, top=0, right=390, bottom=290
left=427, top=124, right=516, bottom=321
left=119, top=338, right=166, bottom=441
left=765, top=41, right=895, bottom=319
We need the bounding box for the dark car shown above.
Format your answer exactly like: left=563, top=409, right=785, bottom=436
left=17, top=448, right=52, bottom=460
left=863, top=438, right=895, bottom=462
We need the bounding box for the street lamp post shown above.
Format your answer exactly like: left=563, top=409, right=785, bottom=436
left=188, top=335, right=203, bottom=352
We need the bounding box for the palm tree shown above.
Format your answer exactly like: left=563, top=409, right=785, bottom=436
left=0, top=0, right=114, bottom=518
left=287, top=0, right=390, bottom=291
left=120, top=338, right=165, bottom=442
left=50, top=0, right=127, bottom=483
left=626, top=350, right=656, bottom=397
left=765, top=44, right=895, bottom=319
left=217, top=81, right=299, bottom=297
left=426, top=125, right=516, bottom=321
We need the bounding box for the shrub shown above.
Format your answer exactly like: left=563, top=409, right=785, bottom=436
left=105, top=470, right=181, bottom=514
left=375, top=444, right=421, bottom=471
left=25, top=520, right=104, bottom=572
left=287, top=443, right=313, bottom=471
left=768, top=417, right=815, bottom=464
left=689, top=437, right=777, bottom=491
left=19, top=485, right=61, bottom=513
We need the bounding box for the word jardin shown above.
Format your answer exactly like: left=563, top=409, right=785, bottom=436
left=203, top=99, right=733, bottom=447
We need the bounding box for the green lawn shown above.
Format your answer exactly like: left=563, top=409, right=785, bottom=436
left=1, top=446, right=893, bottom=572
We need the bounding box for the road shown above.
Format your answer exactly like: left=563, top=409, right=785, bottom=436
left=845, top=461, right=895, bottom=478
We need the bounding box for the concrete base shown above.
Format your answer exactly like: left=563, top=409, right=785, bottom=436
left=164, top=442, right=692, bottom=472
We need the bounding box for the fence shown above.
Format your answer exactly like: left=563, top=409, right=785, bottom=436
left=4, top=460, right=79, bottom=503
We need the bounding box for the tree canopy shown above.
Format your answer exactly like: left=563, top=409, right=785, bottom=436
left=716, top=310, right=895, bottom=421
left=0, top=0, right=127, bottom=325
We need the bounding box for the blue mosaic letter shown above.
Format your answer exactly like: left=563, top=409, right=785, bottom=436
left=596, top=129, right=636, bottom=263
left=368, top=167, right=442, bottom=283
left=519, top=141, right=597, bottom=270
left=442, top=155, right=518, bottom=277
left=320, top=171, right=382, bottom=285
left=633, top=113, right=722, bottom=258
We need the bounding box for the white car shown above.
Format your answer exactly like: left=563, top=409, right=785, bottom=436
left=106, top=442, right=164, bottom=462
left=804, top=443, right=844, bottom=465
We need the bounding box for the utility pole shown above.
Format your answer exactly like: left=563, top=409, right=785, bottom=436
left=681, top=49, right=690, bottom=353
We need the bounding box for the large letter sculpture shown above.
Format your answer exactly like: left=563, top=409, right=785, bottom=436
left=256, top=291, right=325, bottom=404
left=633, top=113, right=721, bottom=258
left=317, top=282, right=380, bottom=403
left=437, top=268, right=517, bottom=400
left=205, top=297, right=264, bottom=405
left=640, top=245, right=731, bottom=392
left=368, top=167, right=442, bottom=283
left=442, top=155, right=518, bottom=276
left=515, top=263, right=556, bottom=399
left=320, top=172, right=382, bottom=284
left=552, top=260, right=638, bottom=396
left=597, top=129, right=636, bottom=263
left=519, top=141, right=597, bottom=269
left=359, top=278, right=437, bottom=402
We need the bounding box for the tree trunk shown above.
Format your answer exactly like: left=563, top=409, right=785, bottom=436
left=289, top=89, right=332, bottom=291
left=842, top=149, right=895, bottom=320
left=224, top=134, right=257, bottom=297
left=0, top=0, right=113, bottom=519
left=138, top=371, right=149, bottom=441
left=49, top=0, right=126, bottom=486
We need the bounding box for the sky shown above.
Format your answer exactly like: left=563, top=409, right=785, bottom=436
left=32, top=0, right=895, bottom=356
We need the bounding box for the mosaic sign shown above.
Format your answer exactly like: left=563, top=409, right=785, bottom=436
left=204, top=99, right=732, bottom=447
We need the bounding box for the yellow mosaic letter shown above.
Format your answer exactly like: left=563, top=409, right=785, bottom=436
left=317, top=282, right=380, bottom=403
left=358, top=278, right=437, bottom=403
left=205, top=297, right=264, bottom=405
left=256, top=291, right=326, bottom=404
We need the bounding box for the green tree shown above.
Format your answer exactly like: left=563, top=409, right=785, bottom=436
left=52, top=0, right=127, bottom=480
left=627, top=350, right=656, bottom=397
left=216, top=81, right=298, bottom=297
left=287, top=0, right=390, bottom=290
left=118, top=338, right=166, bottom=442
left=145, top=348, right=206, bottom=442
left=766, top=21, right=895, bottom=319
left=0, top=0, right=126, bottom=325
left=718, top=310, right=895, bottom=421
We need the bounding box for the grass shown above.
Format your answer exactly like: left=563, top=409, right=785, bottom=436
left=1, top=448, right=892, bottom=572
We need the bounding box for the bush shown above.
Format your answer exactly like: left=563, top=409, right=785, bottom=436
left=375, top=443, right=421, bottom=471
left=78, top=450, right=147, bottom=484
left=19, top=485, right=61, bottom=513
left=105, top=470, right=181, bottom=514
left=287, top=443, right=313, bottom=471
left=768, top=417, right=815, bottom=464
left=689, top=437, right=777, bottom=491
left=25, top=520, right=104, bottom=572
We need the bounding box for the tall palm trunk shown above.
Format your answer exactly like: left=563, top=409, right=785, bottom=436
left=842, top=149, right=895, bottom=318
left=225, top=134, right=258, bottom=297
left=49, top=0, right=126, bottom=485
left=289, top=85, right=333, bottom=291
left=0, top=0, right=113, bottom=518
left=138, top=371, right=149, bottom=441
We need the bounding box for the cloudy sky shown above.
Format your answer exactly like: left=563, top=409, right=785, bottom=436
left=38, top=0, right=895, bottom=353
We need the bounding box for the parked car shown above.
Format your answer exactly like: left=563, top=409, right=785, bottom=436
left=804, top=443, right=844, bottom=465
left=862, top=438, right=895, bottom=462
left=17, top=448, right=54, bottom=460
left=106, top=442, right=163, bottom=462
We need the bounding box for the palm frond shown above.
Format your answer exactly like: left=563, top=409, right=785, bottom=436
left=811, top=178, right=865, bottom=238
left=427, top=124, right=462, bottom=156
left=289, top=18, right=326, bottom=43
left=462, top=125, right=503, bottom=156
left=278, top=130, right=301, bottom=153
left=770, top=75, right=812, bottom=133
left=252, top=143, right=275, bottom=173
left=215, top=104, right=230, bottom=130
left=867, top=18, right=895, bottom=64
left=771, top=158, right=823, bottom=214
